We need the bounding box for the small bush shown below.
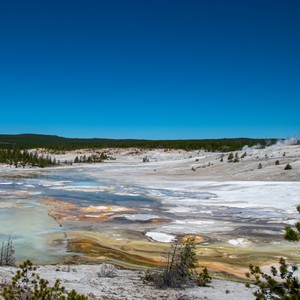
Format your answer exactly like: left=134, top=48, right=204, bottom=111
left=283, top=205, right=300, bottom=241
left=246, top=205, right=300, bottom=299
left=275, top=160, right=280, bottom=165
left=233, top=153, right=239, bottom=163
left=97, top=264, right=117, bottom=278
left=143, top=238, right=211, bottom=288
left=143, top=156, right=149, bottom=163
left=1, top=260, right=88, bottom=300
left=195, top=267, right=211, bottom=286
left=284, top=163, right=292, bottom=170
left=227, top=153, right=234, bottom=162
left=246, top=258, right=300, bottom=299
left=241, top=152, right=247, bottom=159
left=257, top=163, right=262, bottom=169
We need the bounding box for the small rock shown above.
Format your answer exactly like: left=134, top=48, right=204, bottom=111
left=98, top=263, right=118, bottom=278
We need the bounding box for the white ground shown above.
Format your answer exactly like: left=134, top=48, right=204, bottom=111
left=0, top=142, right=299, bottom=299
left=0, top=264, right=255, bottom=300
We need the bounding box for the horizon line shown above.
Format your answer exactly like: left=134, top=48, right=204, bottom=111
left=0, top=132, right=284, bottom=141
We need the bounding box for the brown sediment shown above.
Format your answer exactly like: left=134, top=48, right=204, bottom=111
left=67, top=231, right=251, bottom=275
left=146, top=218, right=171, bottom=224
left=0, top=173, right=39, bottom=178
left=40, top=201, right=300, bottom=279
left=43, top=198, right=76, bottom=208
left=81, top=205, right=134, bottom=213
left=43, top=199, right=137, bottom=223
left=44, top=198, right=170, bottom=224
left=65, top=230, right=300, bottom=279
left=180, top=235, right=204, bottom=244
left=197, top=261, right=249, bottom=278
left=67, top=231, right=166, bottom=267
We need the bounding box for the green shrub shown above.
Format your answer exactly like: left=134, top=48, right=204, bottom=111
left=227, top=153, right=234, bottom=162
left=246, top=205, right=300, bottom=299
left=233, top=153, right=239, bottom=163
left=1, top=260, right=88, bottom=300
left=275, top=160, right=280, bottom=165
left=241, top=152, right=247, bottom=159
left=283, top=205, right=300, bottom=241
left=195, top=267, right=211, bottom=287
left=246, top=258, right=299, bottom=299
left=143, top=238, right=211, bottom=288
left=285, top=163, right=292, bottom=170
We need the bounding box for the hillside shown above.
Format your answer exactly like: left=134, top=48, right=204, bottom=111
left=0, top=133, right=278, bottom=152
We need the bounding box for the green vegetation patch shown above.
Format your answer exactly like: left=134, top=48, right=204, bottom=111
left=0, top=134, right=277, bottom=152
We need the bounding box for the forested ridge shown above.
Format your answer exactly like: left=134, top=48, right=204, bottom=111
left=0, top=148, right=56, bottom=168
left=0, top=134, right=278, bottom=152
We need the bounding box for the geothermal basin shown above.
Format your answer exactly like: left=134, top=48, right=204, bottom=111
left=1, top=148, right=300, bottom=277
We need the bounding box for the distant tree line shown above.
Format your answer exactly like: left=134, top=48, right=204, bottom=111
left=0, top=148, right=57, bottom=168
left=0, top=134, right=279, bottom=152
left=74, top=152, right=109, bottom=163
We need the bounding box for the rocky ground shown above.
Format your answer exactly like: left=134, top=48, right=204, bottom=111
left=0, top=264, right=255, bottom=299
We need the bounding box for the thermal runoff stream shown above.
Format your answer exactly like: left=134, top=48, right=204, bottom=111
left=1, top=164, right=300, bottom=276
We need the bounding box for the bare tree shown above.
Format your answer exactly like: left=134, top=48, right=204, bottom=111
left=0, top=237, right=15, bottom=266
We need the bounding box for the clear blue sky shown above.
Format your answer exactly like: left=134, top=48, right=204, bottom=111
left=0, top=0, right=299, bottom=139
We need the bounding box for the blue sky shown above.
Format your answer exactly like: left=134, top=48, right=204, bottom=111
left=0, top=0, right=299, bottom=139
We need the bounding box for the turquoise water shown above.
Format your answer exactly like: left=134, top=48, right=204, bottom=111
left=1, top=167, right=287, bottom=265
left=0, top=169, right=160, bottom=263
